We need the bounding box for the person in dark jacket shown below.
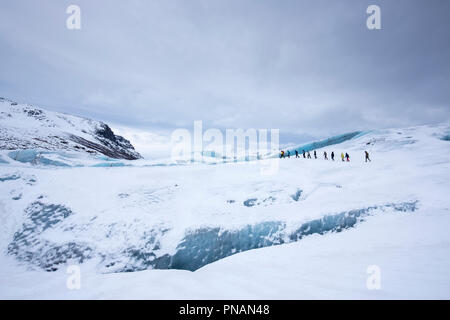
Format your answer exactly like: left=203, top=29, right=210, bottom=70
left=287, top=151, right=291, bottom=158
left=303, top=150, right=306, bottom=158
left=280, top=150, right=285, bottom=158
left=295, top=150, right=299, bottom=158
left=313, top=150, right=317, bottom=159
left=365, top=151, right=371, bottom=162
left=324, top=151, right=328, bottom=160
left=307, top=151, right=311, bottom=159
left=345, top=153, right=350, bottom=162
left=331, top=151, right=335, bottom=161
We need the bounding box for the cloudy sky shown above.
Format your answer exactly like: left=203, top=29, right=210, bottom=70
left=0, top=0, right=449, bottom=143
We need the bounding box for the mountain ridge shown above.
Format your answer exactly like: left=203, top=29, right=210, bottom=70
left=0, top=97, right=141, bottom=160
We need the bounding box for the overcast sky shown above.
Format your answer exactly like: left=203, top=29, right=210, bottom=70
left=0, top=0, right=449, bottom=142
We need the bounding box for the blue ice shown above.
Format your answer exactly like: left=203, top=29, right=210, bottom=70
left=288, top=131, right=368, bottom=154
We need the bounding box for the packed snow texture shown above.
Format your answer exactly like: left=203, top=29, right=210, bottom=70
left=0, top=122, right=449, bottom=299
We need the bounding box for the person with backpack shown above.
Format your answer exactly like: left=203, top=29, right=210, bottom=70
left=365, top=151, right=371, bottom=162
left=324, top=151, right=328, bottom=160
left=345, top=153, right=350, bottom=162
left=331, top=151, right=335, bottom=161
left=295, top=150, right=299, bottom=158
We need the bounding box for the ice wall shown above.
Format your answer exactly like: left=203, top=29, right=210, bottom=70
left=289, top=131, right=367, bottom=154
left=7, top=199, right=418, bottom=273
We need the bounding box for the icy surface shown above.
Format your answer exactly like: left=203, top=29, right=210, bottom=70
left=8, top=202, right=93, bottom=272
left=0, top=122, right=449, bottom=299
left=6, top=198, right=416, bottom=273
left=288, top=131, right=366, bottom=154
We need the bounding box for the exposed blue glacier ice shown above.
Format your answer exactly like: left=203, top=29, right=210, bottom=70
left=168, top=222, right=285, bottom=271
left=243, top=198, right=258, bottom=207
left=8, top=150, right=39, bottom=163
left=8, top=202, right=92, bottom=271
left=91, top=155, right=131, bottom=167
left=7, top=199, right=418, bottom=273
left=6, top=149, right=135, bottom=168
left=160, top=201, right=418, bottom=271
left=0, top=173, right=21, bottom=182
left=289, top=131, right=368, bottom=154
left=291, top=189, right=303, bottom=201
left=91, top=162, right=128, bottom=167
left=8, top=150, right=70, bottom=167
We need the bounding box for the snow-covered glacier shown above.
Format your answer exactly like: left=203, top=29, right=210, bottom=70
left=5, top=196, right=418, bottom=273
left=0, top=112, right=449, bottom=298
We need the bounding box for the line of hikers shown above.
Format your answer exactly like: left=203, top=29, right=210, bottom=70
left=280, top=150, right=371, bottom=162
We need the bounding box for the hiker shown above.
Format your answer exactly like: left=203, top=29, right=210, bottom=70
left=280, top=150, right=285, bottom=158
left=302, top=150, right=306, bottom=158
left=341, top=152, right=345, bottom=162
left=307, top=151, right=311, bottom=159
left=314, top=150, right=317, bottom=159
left=331, top=151, right=335, bottom=161
left=345, top=153, right=350, bottom=162
left=365, top=151, right=371, bottom=162
left=324, top=151, right=328, bottom=160
left=287, top=151, right=291, bottom=158
left=295, top=150, right=299, bottom=158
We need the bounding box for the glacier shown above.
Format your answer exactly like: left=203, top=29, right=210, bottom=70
left=0, top=122, right=449, bottom=299
left=6, top=198, right=417, bottom=273
left=159, top=201, right=417, bottom=272
left=288, top=131, right=367, bottom=154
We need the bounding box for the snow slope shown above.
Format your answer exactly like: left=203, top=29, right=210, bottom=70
left=0, top=122, right=449, bottom=299
left=0, top=97, right=141, bottom=160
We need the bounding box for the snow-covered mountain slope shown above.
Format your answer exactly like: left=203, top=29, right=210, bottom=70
left=0, top=97, right=141, bottom=160
left=0, top=122, right=449, bottom=299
